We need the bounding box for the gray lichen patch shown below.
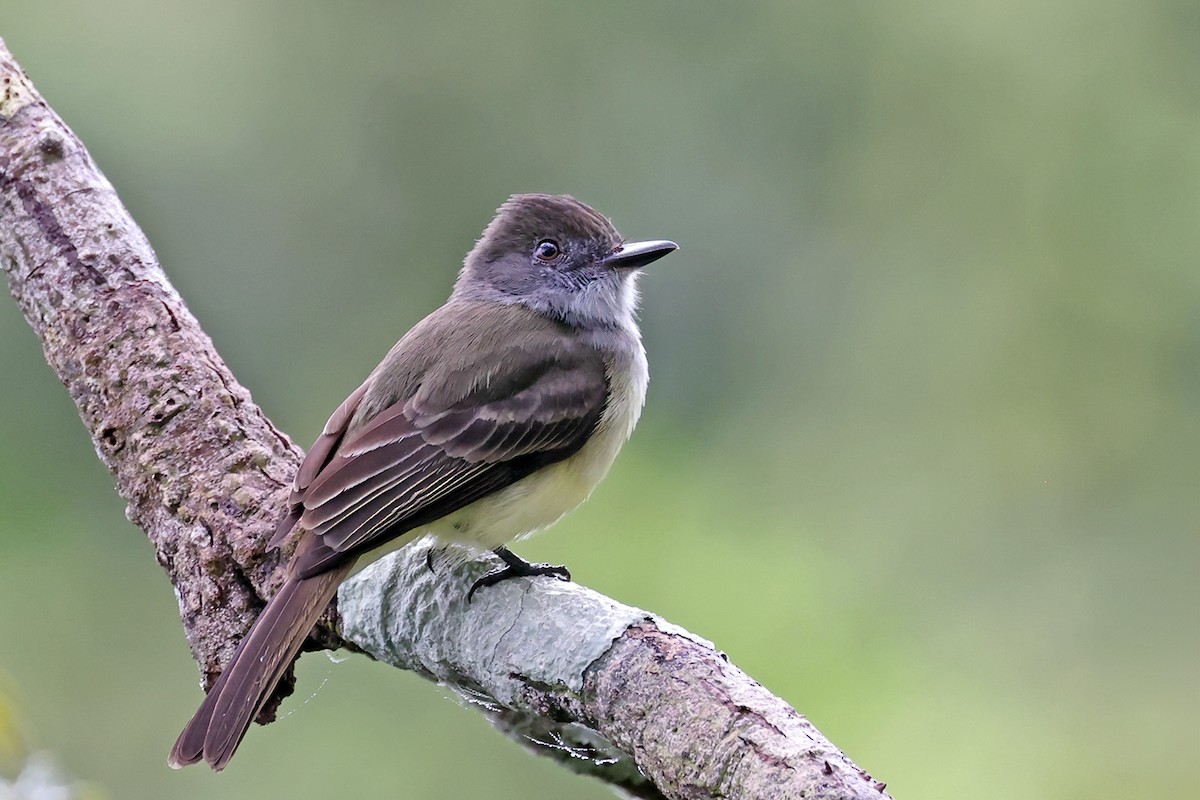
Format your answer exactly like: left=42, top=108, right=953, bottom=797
left=339, top=541, right=650, bottom=705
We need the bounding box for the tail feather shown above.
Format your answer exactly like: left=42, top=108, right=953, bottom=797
left=169, top=561, right=351, bottom=771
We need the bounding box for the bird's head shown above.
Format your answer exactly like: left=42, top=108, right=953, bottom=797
left=454, top=193, right=676, bottom=328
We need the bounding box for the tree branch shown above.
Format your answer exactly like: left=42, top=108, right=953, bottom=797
left=0, top=38, right=891, bottom=800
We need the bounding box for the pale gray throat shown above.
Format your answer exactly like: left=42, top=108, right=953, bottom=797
left=452, top=271, right=640, bottom=335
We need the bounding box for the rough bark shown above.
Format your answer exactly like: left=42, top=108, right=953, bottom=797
left=0, top=38, right=892, bottom=800
left=0, top=39, right=315, bottom=712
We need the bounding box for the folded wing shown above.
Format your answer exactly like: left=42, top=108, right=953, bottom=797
left=283, top=348, right=608, bottom=578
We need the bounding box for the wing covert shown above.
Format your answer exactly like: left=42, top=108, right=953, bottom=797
left=288, top=344, right=608, bottom=577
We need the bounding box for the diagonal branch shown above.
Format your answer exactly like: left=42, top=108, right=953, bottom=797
left=0, top=38, right=891, bottom=800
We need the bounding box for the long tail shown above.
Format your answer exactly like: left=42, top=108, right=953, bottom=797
left=168, top=556, right=352, bottom=771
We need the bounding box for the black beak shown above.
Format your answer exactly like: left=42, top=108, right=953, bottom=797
left=602, top=239, right=679, bottom=269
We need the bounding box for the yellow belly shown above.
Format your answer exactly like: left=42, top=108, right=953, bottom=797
left=427, top=345, right=647, bottom=550
left=432, top=443, right=612, bottom=549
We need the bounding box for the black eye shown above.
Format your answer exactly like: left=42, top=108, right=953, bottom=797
left=534, top=240, right=560, bottom=262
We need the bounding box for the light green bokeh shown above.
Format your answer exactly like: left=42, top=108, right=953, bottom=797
left=1, top=2, right=1196, bottom=798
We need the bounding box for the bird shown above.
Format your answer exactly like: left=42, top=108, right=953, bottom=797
left=169, top=193, right=677, bottom=770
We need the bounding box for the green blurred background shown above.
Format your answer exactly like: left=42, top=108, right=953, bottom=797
left=2, top=1, right=1197, bottom=798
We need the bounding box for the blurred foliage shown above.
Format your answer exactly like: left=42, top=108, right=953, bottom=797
left=0, top=673, right=28, bottom=771
left=2, top=1, right=1198, bottom=798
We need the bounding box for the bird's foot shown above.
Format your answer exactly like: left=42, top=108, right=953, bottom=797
left=467, top=547, right=571, bottom=602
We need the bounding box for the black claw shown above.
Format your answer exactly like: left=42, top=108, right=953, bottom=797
left=467, top=547, right=571, bottom=603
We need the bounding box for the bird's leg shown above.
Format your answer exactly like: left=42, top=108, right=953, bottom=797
left=467, top=547, right=571, bottom=602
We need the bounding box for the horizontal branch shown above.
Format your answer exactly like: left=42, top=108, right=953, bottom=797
left=0, top=38, right=891, bottom=800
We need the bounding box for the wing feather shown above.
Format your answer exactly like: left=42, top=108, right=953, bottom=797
left=284, top=307, right=610, bottom=577
left=304, top=435, right=422, bottom=508
left=269, top=380, right=370, bottom=549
